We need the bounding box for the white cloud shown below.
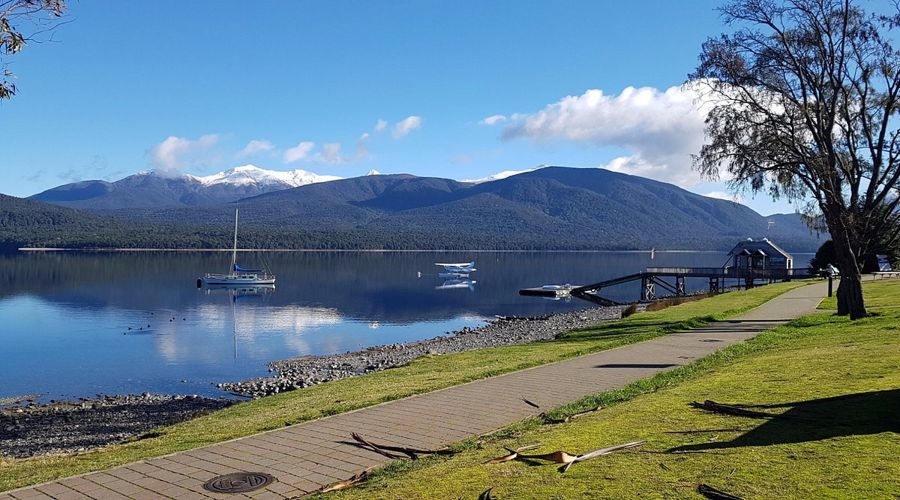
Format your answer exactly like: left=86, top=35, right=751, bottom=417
left=703, top=190, right=744, bottom=203
left=320, top=143, right=344, bottom=164
left=151, top=134, right=220, bottom=173
left=283, top=141, right=315, bottom=163
left=480, top=114, right=507, bottom=126
left=502, top=85, right=709, bottom=187
left=392, top=115, right=422, bottom=138
left=355, top=133, right=371, bottom=160
left=238, top=139, right=275, bottom=158
left=283, top=135, right=371, bottom=166
left=374, top=119, right=388, bottom=133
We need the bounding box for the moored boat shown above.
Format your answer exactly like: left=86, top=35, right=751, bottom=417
left=200, top=209, right=275, bottom=286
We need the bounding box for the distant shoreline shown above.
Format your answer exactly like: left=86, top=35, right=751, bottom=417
left=16, top=247, right=735, bottom=254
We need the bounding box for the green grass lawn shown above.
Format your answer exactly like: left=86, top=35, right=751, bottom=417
left=0, top=281, right=810, bottom=492
left=818, top=276, right=900, bottom=310
left=325, top=279, right=899, bottom=499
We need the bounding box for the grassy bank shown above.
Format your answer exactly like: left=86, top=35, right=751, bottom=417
left=326, top=279, right=899, bottom=498
left=818, top=277, right=900, bottom=310
left=0, top=281, right=807, bottom=492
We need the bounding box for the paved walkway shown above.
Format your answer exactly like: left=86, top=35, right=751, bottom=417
left=2, top=282, right=827, bottom=499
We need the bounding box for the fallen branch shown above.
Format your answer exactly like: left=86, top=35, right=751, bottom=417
left=318, top=469, right=369, bottom=493
left=485, top=444, right=540, bottom=464
left=697, top=483, right=744, bottom=500
left=487, top=440, right=646, bottom=472
left=348, top=432, right=453, bottom=460
left=541, top=406, right=602, bottom=424
left=522, top=398, right=540, bottom=409
left=346, top=433, right=407, bottom=460
left=689, top=400, right=791, bottom=420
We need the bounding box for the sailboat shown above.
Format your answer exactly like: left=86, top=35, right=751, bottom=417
left=200, top=208, right=275, bottom=285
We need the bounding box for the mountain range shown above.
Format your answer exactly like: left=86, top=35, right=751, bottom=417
left=4, top=166, right=825, bottom=251
left=29, top=165, right=341, bottom=209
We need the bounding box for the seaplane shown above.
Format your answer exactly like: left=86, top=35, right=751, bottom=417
left=435, top=261, right=476, bottom=278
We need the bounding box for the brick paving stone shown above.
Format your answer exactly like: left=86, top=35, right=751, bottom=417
left=34, top=483, right=79, bottom=497
left=10, top=492, right=55, bottom=500
left=81, top=487, right=131, bottom=500
left=2, top=283, right=825, bottom=500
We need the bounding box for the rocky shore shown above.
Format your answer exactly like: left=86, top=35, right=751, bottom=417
left=1, top=305, right=624, bottom=458
left=0, top=394, right=232, bottom=458
left=220, top=305, right=627, bottom=398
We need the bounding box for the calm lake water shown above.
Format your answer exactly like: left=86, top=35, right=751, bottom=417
left=0, top=250, right=811, bottom=402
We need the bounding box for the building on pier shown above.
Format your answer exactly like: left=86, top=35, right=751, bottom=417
left=727, top=238, right=794, bottom=272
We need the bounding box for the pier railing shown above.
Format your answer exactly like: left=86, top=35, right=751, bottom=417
left=568, top=266, right=816, bottom=303
left=645, top=267, right=815, bottom=280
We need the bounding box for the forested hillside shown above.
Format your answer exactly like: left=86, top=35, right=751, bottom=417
left=3, top=168, right=826, bottom=251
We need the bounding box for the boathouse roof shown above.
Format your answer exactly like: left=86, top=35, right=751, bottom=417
left=727, top=238, right=792, bottom=260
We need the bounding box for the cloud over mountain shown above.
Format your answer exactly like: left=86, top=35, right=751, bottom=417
left=238, top=139, right=275, bottom=158
left=150, top=134, right=220, bottom=174
left=392, top=115, right=423, bottom=138
left=500, top=85, right=708, bottom=187
left=283, top=141, right=316, bottom=163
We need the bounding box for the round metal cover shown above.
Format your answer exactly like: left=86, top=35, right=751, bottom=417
left=203, top=472, right=275, bottom=493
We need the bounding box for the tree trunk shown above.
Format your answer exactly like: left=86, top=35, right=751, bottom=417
left=830, top=223, right=867, bottom=319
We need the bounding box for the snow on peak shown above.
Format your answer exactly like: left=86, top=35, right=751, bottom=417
left=366, top=169, right=381, bottom=176
left=463, top=168, right=536, bottom=184
left=189, top=165, right=342, bottom=188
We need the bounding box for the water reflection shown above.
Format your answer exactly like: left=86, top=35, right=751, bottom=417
left=0, top=251, right=811, bottom=401
left=435, top=279, right=477, bottom=290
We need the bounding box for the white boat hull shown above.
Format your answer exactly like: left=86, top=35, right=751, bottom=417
left=199, top=209, right=276, bottom=287
left=202, top=274, right=275, bottom=285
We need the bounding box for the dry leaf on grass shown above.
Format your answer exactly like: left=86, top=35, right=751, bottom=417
left=486, top=440, right=646, bottom=472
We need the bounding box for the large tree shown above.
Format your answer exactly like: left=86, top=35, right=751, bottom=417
left=1, top=0, right=65, bottom=100
left=693, top=0, right=900, bottom=319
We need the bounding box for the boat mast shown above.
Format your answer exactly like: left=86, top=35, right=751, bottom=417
left=231, top=208, right=239, bottom=274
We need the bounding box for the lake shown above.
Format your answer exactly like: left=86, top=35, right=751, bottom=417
left=0, top=250, right=811, bottom=402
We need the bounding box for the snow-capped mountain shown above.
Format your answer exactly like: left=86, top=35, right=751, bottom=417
left=189, top=164, right=342, bottom=188
left=462, top=167, right=539, bottom=184
left=30, top=165, right=342, bottom=210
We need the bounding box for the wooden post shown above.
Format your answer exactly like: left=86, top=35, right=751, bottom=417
left=828, top=275, right=833, bottom=297
left=640, top=276, right=655, bottom=301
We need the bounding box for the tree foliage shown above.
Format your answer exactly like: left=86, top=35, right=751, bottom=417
left=692, top=0, right=900, bottom=318
left=1, top=0, right=65, bottom=99
left=809, top=240, right=836, bottom=272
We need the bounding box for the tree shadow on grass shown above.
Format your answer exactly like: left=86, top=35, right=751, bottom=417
left=562, top=317, right=718, bottom=342
left=669, top=389, right=900, bottom=452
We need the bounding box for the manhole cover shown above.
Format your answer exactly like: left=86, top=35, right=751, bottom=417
left=203, top=472, right=275, bottom=493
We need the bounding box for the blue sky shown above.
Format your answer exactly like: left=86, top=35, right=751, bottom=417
left=0, top=0, right=799, bottom=215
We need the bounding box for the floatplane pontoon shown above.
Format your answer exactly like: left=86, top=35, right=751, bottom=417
left=200, top=209, right=275, bottom=286
left=435, top=261, right=476, bottom=278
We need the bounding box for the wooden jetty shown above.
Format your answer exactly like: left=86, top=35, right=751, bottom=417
left=520, top=266, right=813, bottom=305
